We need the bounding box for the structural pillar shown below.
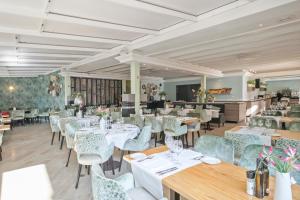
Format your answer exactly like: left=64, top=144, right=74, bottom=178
left=130, top=62, right=141, bottom=113
left=201, top=75, right=207, bottom=90
left=64, top=75, right=71, bottom=105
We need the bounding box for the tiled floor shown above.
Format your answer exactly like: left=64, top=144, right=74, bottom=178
left=0, top=121, right=242, bottom=200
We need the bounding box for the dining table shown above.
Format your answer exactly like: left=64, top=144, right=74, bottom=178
left=228, top=126, right=300, bottom=141
left=125, top=146, right=300, bottom=200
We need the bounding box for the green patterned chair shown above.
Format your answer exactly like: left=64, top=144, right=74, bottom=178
left=250, top=117, right=278, bottom=129
left=162, top=116, right=187, bottom=147
left=199, top=109, right=212, bottom=133
left=91, top=164, right=167, bottom=200
left=224, top=132, right=271, bottom=163
left=288, top=121, right=300, bottom=132
left=263, top=117, right=279, bottom=129
left=49, top=115, right=60, bottom=145
left=275, top=138, right=300, bottom=150
left=0, top=131, right=3, bottom=161
left=58, top=117, right=77, bottom=150
left=119, top=125, right=152, bottom=171
left=145, top=116, right=163, bottom=147
left=75, top=131, right=115, bottom=188
left=287, top=111, right=300, bottom=118
left=25, top=108, right=39, bottom=123
left=194, top=135, right=234, bottom=163
left=11, top=110, right=25, bottom=126
left=291, top=105, right=300, bottom=112
left=111, top=111, right=122, bottom=122
left=65, top=120, right=81, bottom=167
left=126, top=115, right=144, bottom=129
left=240, top=144, right=300, bottom=184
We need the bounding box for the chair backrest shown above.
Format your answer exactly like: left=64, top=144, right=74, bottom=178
left=287, top=111, right=300, bottom=118
left=288, top=121, right=300, bottom=132
left=264, top=117, right=278, bottom=129
left=58, top=117, right=76, bottom=135
left=66, top=109, right=75, bottom=116
left=200, top=109, right=211, bottom=122
left=187, top=112, right=200, bottom=119
left=224, top=132, right=271, bottom=159
left=111, top=111, right=122, bottom=122
left=91, top=164, right=130, bottom=200
left=49, top=115, right=60, bottom=133
left=291, top=105, right=300, bottom=112
left=194, top=135, right=234, bottom=163
left=163, top=116, right=178, bottom=132
left=136, top=125, right=152, bottom=146
left=12, top=110, right=25, bottom=118
left=131, top=115, right=144, bottom=129
left=275, top=138, right=300, bottom=150
left=185, top=105, right=194, bottom=109
left=31, top=109, right=39, bottom=116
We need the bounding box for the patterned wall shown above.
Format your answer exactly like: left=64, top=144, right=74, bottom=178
left=0, top=73, right=65, bottom=111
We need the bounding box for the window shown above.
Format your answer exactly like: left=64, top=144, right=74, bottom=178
left=71, top=77, right=122, bottom=106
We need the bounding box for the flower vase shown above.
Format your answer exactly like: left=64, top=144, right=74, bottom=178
left=196, top=96, right=200, bottom=103
left=274, top=171, right=292, bottom=200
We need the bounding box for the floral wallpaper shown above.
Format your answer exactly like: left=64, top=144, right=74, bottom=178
left=0, top=73, right=65, bottom=111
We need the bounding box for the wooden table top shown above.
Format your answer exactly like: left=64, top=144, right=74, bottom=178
left=280, top=117, right=300, bottom=123
left=0, top=124, right=11, bottom=131
left=229, top=126, right=300, bottom=141
left=126, top=146, right=300, bottom=200
left=163, top=162, right=300, bottom=200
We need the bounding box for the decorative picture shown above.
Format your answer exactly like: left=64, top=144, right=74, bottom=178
left=48, top=75, right=62, bottom=96
left=208, top=88, right=232, bottom=95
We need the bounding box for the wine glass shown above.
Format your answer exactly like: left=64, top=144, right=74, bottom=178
left=165, top=135, right=174, bottom=152
left=173, top=139, right=183, bottom=164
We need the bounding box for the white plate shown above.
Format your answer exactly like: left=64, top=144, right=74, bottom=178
left=130, top=153, right=147, bottom=160
left=202, top=157, right=221, bottom=165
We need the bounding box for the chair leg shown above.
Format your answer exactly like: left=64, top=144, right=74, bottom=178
left=58, top=131, right=61, bottom=141
left=119, top=150, right=124, bottom=172
left=60, top=136, right=65, bottom=150
left=0, top=146, right=2, bottom=161
left=51, top=132, right=55, bottom=145
left=66, top=149, right=72, bottom=167
left=197, top=131, right=200, bottom=137
left=181, top=135, right=185, bottom=148
left=192, top=131, right=195, bottom=147
left=154, top=133, right=157, bottom=147
left=185, top=134, right=188, bottom=148
left=87, top=165, right=91, bottom=175
left=75, top=164, right=82, bottom=189
left=110, top=156, right=115, bottom=175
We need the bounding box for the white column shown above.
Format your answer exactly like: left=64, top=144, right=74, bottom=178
left=201, top=75, right=207, bottom=90
left=64, top=75, right=71, bottom=105
left=122, top=79, right=127, bottom=94
left=130, top=62, right=141, bottom=113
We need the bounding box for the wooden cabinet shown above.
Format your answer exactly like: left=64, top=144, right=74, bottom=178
left=224, top=103, right=247, bottom=122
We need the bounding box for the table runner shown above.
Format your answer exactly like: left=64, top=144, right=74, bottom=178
left=131, top=149, right=202, bottom=199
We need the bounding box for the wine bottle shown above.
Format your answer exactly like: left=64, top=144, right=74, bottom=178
left=255, top=158, right=265, bottom=198
left=263, top=158, right=270, bottom=196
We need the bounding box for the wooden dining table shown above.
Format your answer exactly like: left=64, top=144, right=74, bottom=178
left=229, top=126, right=300, bottom=141
left=125, top=146, right=300, bottom=200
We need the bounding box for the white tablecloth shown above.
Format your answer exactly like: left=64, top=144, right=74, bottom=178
left=131, top=150, right=202, bottom=199
left=80, top=124, right=140, bottom=148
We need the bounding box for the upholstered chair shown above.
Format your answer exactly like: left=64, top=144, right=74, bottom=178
left=194, top=135, right=234, bottom=163
left=168, top=109, right=178, bottom=116
left=199, top=109, right=212, bottom=133
left=162, top=116, right=187, bottom=147
left=11, top=110, right=25, bottom=126
left=58, top=117, right=77, bottom=150
left=145, top=116, right=163, bottom=147
left=287, top=111, right=300, bottom=118
left=263, top=117, right=279, bottom=129
left=38, top=109, right=50, bottom=122
left=143, top=108, right=152, bottom=114
left=291, top=105, right=300, bottom=112
left=195, top=105, right=203, bottom=112
left=119, top=125, right=152, bottom=171
left=275, top=138, right=300, bottom=150
left=128, top=115, right=144, bottom=129
left=288, top=121, right=300, bottom=132
left=91, top=164, right=167, bottom=200
left=66, top=108, right=75, bottom=117
left=224, top=132, right=271, bottom=163
left=187, top=121, right=201, bottom=147
left=49, top=115, right=60, bottom=145
left=0, top=131, right=3, bottom=161
left=74, top=131, right=115, bottom=188
left=185, top=104, right=194, bottom=109
left=25, top=108, right=39, bottom=123
left=111, top=111, right=122, bottom=122
left=239, top=144, right=300, bottom=184
left=64, top=120, right=81, bottom=167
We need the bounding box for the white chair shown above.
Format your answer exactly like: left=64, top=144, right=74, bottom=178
left=200, top=110, right=212, bottom=133
left=58, top=117, right=76, bottom=150
left=187, top=121, right=201, bottom=147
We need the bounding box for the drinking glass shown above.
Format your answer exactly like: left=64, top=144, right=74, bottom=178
left=165, top=135, right=174, bottom=152
left=173, top=139, right=183, bottom=164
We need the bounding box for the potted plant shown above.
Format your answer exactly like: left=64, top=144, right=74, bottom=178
left=159, top=91, right=167, bottom=100
left=196, top=88, right=206, bottom=103
left=259, top=145, right=300, bottom=200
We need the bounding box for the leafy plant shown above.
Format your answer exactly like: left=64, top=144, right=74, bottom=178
left=159, top=91, right=167, bottom=97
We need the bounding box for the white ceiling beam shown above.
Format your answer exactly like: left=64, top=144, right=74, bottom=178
left=47, top=13, right=159, bottom=35
left=0, top=26, right=128, bottom=45
left=115, top=53, right=223, bottom=77
left=0, top=67, right=58, bottom=71
left=103, top=0, right=197, bottom=22
left=0, top=52, right=88, bottom=58
left=131, top=0, right=296, bottom=50
left=11, top=59, right=74, bottom=64
left=0, top=41, right=104, bottom=52
left=0, top=63, right=61, bottom=67
left=60, top=70, right=129, bottom=80
left=255, top=70, right=300, bottom=78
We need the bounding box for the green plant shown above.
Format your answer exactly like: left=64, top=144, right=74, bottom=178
left=281, top=88, right=292, bottom=97
left=159, top=91, right=166, bottom=97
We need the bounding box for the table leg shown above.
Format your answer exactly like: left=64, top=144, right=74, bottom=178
left=163, top=185, right=176, bottom=200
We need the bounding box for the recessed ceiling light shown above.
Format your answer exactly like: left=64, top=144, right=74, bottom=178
left=259, top=23, right=264, bottom=27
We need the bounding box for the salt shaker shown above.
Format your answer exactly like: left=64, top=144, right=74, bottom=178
left=246, top=170, right=256, bottom=196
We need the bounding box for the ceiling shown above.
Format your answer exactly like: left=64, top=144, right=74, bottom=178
left=0, top=0, right=299, bottom=78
